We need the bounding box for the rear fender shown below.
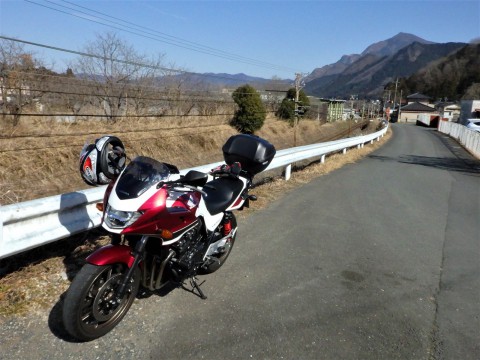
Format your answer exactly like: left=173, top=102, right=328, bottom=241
left=86, top=244, right=135, bottom=267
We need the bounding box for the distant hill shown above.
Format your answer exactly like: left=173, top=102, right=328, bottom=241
left=304, top=54, right=361, bottom=83
left=360, top=32, right=435, bottom=57
left=110, top=32, right=477, bottom=99
left=159, top=72, right=292, bottom=89
left=404, top=43, right=480, bottom=101
left=304, top=33, right=466, bottom=98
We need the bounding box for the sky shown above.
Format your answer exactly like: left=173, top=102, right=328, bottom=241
left=1, top=0, right=479, bottom=79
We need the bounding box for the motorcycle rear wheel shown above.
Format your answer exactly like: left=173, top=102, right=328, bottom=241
left=62, top=263, right=140, bottom=341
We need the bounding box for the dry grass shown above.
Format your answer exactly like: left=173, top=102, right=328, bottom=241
left=0, top=115, right=357, bottom=205
left=0, top=115, right=236, bottom=204
left=0, top=117, right=391, bottom=318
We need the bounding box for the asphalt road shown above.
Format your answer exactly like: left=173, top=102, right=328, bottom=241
left=1, top=124, right=479, bottom=359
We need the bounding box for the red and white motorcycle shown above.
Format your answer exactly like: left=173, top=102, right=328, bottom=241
left=62, top=134, right=276, bottom=341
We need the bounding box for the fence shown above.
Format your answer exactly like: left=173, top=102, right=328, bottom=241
left=438, top=121, right=480, bottom=159
left=0, top=125, right=388, bottom=259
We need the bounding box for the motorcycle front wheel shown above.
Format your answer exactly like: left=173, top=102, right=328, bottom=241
left=62, top=263, right=140, bottom=341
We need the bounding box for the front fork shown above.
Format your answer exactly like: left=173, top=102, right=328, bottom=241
left=115, top=235, right=148, bottom=302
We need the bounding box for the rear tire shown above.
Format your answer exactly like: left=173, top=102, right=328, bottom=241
left=62, top=263, right=140, bottom=341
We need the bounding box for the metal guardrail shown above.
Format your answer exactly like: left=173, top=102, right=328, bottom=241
left=0, top=125, right=388, bottom=259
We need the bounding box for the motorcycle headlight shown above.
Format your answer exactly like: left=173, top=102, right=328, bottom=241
left=104, top=205, right=142, bottom=229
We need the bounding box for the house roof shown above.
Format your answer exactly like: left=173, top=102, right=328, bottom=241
left=401, top=102, right=436, bottom=112
left=435, top=102, right=461, bottom=110
left=445, top=104, right=461, bottom=110
left=407, top=92, right=431, bottom=100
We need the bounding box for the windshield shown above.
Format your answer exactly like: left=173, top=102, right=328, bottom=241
left=115, top=156, right=177, bottom=200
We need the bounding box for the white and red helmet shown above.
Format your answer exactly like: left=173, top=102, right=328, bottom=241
left=79, top=135, right=126, bottom=186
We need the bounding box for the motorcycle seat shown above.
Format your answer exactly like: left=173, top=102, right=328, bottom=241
left=202, top=177, right=244, bottom=215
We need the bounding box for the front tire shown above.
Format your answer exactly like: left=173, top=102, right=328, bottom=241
left=62, top=263, right=140, bottom=341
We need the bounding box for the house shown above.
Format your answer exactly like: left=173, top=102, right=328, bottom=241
left=435, top=102, right=461, bottom=122
left=398, top=93, right=437, bottom=123
left=320, top=99, right=346, bottom=122
left=406, top=93, right=431, bottom=105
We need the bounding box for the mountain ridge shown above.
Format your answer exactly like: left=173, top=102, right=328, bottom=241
left=161, top=33, right=472, bottom=99
left=304, top=33, right=466, bottom=98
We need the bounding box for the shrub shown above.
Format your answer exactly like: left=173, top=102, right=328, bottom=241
left=276, top=88, right=310, bottom=125
left=230, top=84, right=266, bottom=134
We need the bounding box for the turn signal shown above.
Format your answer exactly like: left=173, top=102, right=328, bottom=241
left=96, top=203, right=104, bottom=212
left=161, top=229, right=173, bottom=239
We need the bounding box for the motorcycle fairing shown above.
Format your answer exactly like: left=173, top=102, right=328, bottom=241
left=196, top=200, right=224, bottom=232
left=118, top=187, right=199, bottom=238
left=103, top=158, right=183, bottom=235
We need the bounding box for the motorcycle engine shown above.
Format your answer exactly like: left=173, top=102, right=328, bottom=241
left=171, top=222, right=205, bottom=278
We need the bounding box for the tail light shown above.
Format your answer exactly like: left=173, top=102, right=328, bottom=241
left=223, top=221, right=232, bottom=236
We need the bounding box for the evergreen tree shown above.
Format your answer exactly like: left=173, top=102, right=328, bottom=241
left=276, top=88, right=310, bottom=124
left=230, top=84, right=266, bottom=134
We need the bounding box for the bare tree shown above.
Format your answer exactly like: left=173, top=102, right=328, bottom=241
left=0, top=39, right=44, bottom=125
left=73, top=32, right=167, bottom=121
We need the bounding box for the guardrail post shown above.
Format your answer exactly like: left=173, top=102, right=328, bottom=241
left=285, top=164, right=292, bottom=181
left=321, top=155, right=325, bottom=163
left=342, top=148, right=347, bottom=154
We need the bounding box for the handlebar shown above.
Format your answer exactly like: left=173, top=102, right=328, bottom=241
left=210, top=162, right=245, bottom=179
left=172, top=184, right=207, bottom=197
left=156, top=180, right=207, bottom=196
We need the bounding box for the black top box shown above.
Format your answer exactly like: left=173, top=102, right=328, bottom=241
left=222, top=134, right=276, bottom=175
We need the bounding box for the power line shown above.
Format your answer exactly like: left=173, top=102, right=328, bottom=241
left=25, top=0, right=298, bottom=73
left=0, top=124, right=246, bottom=152
left=2, top=69, right=291, bottom=96
left=1, top=70, right=239, bottom=97
left=0, top=34, right=177, bottom=72
left=0, top=109, right=273, bottom=120
left=1, top=85, right=237, bottom=104
left=0, top=122, right=233, bottom=140
left=0, top=36, right=294, bottom=85
left=58, top=0, right=293, bottom=72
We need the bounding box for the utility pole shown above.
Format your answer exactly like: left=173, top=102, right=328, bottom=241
left=293, top=73, right=305, bottom=147
left=392, top=78, right=398, bottom=118
left=398, top=89, right=403, bottom=122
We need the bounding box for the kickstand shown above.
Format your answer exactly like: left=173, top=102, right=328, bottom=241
left=183, top=276, right=207, bottom=300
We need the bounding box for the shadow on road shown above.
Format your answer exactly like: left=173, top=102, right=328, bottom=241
left=369, top=154, right=480, bottom=175
left=48, top=294, right=80, bottom=343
